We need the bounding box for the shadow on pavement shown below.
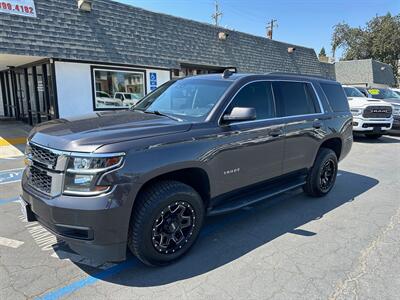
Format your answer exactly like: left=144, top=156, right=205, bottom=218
left=76, top=170, right=378, bottom=287
left=353, top=134, right=400, bottom=144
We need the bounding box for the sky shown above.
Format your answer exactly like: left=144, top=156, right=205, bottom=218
left=115, top=0, right=400, bottom=59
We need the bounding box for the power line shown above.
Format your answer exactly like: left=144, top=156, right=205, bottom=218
left=211, top=0, right=223, bottom=26
left=266, top=19, right=278, bottom=39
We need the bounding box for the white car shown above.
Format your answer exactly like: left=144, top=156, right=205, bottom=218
left=390, top=88, right=400, bottom=97
left=96, top=91, right=123, bottom=108
left=114, top=92, right=142, bottom=107
left=343, top=86, right=393, bottom=139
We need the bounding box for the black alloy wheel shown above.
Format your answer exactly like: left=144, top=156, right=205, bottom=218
left=128, top=180, right=204, bottom=266
left=319, top=158, right=336, bottom=192
left=303, top=148, right=338, bottom=197
left=152, top=201, right=196, bottom=254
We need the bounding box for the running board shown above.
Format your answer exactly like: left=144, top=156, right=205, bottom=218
left=207, top=179, right=306, bottom=216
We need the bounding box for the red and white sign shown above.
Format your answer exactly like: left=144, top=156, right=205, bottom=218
left=0, top=0, right=36, bottom=18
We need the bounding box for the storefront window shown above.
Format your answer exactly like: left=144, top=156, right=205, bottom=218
left=93, top=68, right=145, bottom=109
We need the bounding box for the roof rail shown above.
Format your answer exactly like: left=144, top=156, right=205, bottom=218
left=222, top=68, right=237, bottom=79
left=266, top=72, right=329, bottom=80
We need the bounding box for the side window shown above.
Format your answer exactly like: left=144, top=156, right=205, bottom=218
left=273, top=82, right=320, bottom=117
left=226, top=81, right=275, bottom=120
left=320, top=83, right=350, bottom=112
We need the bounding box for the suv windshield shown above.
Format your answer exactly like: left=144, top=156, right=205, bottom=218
left=367, top=88, right=400, bottom=99
left=343, top=87, right=365, bottom=98
left=134, top=79, right=232, bottom=121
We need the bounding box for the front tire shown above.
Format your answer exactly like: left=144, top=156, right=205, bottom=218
left=303, top=148, right=338, bottom=197
left=128, top=180, right=205, bottom=266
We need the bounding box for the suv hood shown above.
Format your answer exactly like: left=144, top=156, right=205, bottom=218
left=347, top=97, right=391, bottom=108
left=29, top=110, right=192, bottom=152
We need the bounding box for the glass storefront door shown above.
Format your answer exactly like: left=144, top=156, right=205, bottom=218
left=0, top=60, right=57, bottom=125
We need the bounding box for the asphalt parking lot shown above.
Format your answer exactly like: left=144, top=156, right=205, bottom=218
left=0, top=131, right=399, bottom=300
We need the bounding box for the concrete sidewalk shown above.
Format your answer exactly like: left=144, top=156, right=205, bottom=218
left=0, top=120, right=31, bottom=159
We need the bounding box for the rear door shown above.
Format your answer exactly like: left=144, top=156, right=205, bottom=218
left=272, top=81, right=325, bottom=174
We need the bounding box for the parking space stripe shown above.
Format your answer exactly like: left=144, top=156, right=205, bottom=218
left=0, top=137, right=27, bottom=146
left=36, top=259, right=140, bottom=300
left=0, top=236, right=24, bottom=248
left=0, top=169, right=23, bottom=184
left=0, top=196, right=20, bottom=205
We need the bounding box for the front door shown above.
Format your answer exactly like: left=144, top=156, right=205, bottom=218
left=209, top=81, right=285, bottom=196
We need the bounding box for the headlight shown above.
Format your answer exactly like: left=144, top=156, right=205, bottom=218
left=64, top=154, right=124, bottom=196
left=350, top=108, right=363, bottom=116
left=392, top=105, right=400, bottom=116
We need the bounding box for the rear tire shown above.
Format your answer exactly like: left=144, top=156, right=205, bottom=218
left=303, top=148, right=338, bottom=197
left=128, top=180, right=204, bottom=266
left=364, top=133, right=382, bottom=139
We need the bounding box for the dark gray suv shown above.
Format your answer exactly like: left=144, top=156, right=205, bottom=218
left=21, top=72, right=353, bottom=266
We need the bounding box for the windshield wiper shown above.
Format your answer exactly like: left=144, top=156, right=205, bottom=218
left=144, top=110, right=182, bottom=122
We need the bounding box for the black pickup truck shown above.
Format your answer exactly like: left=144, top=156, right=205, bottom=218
left=21, top=71, right=353, bottom=266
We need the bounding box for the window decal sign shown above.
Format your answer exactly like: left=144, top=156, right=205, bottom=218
left=368, top=89, right=380, bottom=95
left=149, top=72, right=157, bottom=91
left=0, top=0, right=36, bottom=18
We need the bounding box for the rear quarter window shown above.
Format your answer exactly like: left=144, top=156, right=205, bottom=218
left=320, top=83, right=349, bottom=112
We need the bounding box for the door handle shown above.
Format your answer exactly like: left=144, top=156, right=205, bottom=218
left=313, top=121, right=322, bottom=129
left=269, top=128, right=283, bottom=137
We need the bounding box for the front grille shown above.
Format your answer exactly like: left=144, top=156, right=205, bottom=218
left=362, top=123, right=391, bottom=128
left=362, top=106, right=392, bottom=118
left=30, top=143, right=59, bottom=167
left=28, top=166, right=52, bottom=194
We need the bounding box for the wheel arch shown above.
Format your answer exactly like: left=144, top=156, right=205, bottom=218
left=318, top=137, right=343, bottom=160
left=135, top=164, right=212, bottom=208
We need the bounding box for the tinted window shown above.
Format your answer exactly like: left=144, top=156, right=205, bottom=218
left=227, top=81, right=275, bottom=120
left=273, top=82, right=320, bottom=117
left=321, top=83, right=349, bottom=112
left=343, top=87, right=365, bottom=98
left=367, top=88, right=400, bottom=99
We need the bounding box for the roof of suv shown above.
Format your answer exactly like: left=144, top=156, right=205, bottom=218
left=184, top=72, right=335, bottom=83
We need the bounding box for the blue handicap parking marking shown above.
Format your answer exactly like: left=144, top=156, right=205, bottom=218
left=0, top=168, right=24, bottom=184
left=149, top=72, right=157, bottom=81
left=149, top=72, right=158, bottom=90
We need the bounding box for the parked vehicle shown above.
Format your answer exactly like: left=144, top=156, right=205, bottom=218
left=390, top=88, right=400, bottom=97
left=114, top=92, right=142, bottom=107
left=96, top=91, right=123, bottom=107
left=21, top=72, right=353, bottom=266
left=343, top=86, right=393, bottom=138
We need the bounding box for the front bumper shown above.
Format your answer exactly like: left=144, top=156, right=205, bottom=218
left=21, top=178, right=137, bottom=262
left=352, top=117, right=393, bottom=132
left=391, top=115, right=400, bottom=129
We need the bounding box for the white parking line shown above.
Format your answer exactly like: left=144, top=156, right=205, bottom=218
left=0, top=236, right=24, bottom=248
left=0, top=167, right=25, bottom=173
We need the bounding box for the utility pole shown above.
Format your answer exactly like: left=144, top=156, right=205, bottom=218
left=266, top=19, right=278, bottom=39
left=211, top=0, right=223, bottom=27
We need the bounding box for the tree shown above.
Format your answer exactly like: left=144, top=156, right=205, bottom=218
left=319, top=47, right=327, bottom=57
left=331, top=13, right=400, bottom=79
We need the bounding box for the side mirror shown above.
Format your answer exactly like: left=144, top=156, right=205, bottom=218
left=222, top=107, right=256, bottom=123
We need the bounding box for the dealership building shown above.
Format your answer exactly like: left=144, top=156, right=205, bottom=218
left=0, top=0, right=326, bottom=125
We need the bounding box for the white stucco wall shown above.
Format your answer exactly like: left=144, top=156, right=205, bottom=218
left=55, top=61, right=171, bottom=119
